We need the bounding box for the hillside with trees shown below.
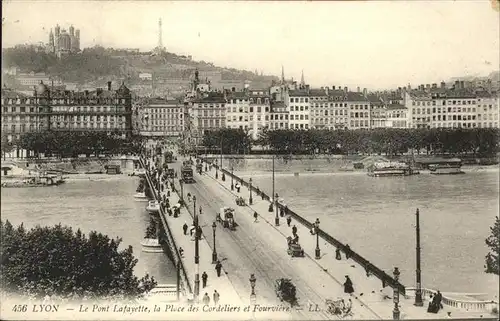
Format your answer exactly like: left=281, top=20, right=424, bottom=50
left=1, top=45, right=279, bottom=85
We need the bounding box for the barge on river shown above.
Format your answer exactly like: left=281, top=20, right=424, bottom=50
left=367, top=161, right=419, bottom=177
left=420, top=158, right=465, bottom=175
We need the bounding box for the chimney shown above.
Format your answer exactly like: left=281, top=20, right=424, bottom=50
left=432, top=83, right=437, bottom=89
left=325, top=86, right=329, bottom=95
left=460, top=81, right=464, bottom=89
left=305, top=84, right=310, bottom=91
left=363, top=88, right=367, bottom=96
left=344, top=86, right=348, bottom=93
left=107, top=81, right=112, bottom=91
left=332, top=86, right=336, bottom=90
left=426, top=84, right=431, bottom=90
left=84, top=90, right=89, bottom=96
left=357, top=86, right=360, bottom=92
left=455, top=80, right=460, bottom=89
left=441, top=81, right=446, bottom=89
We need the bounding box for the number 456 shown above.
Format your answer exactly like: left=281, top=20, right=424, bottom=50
left=12, top=305, right=28, bottom=312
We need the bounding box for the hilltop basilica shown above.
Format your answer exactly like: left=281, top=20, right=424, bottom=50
left=45, top=24, right=81, bottom=57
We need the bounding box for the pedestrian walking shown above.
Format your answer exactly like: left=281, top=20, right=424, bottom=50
left=286, top=216, right=292, bottom=227
left=345, top=244, right=352, bottom=259
left=202, top=293, right=210, bottom=305
left=213, top=290, right=220, bottom=305
left=235, top=182, right=240, bottom=193
left=179, top=247, right=184, bottom=258
left=215, top=260, right=222, bottom=277
left=183, top=222, right=188, bottom=235
left=253, top=211, right=258, bottom=223
left=199, top=207, right=203, bottom=215
left=344, top=275, right=354, bottom=294
left=196, top=226, right=203, bottom=240
left=335, top=248, right=342, bottom=260
left=202, top=271, right=208, bottom=288
left=292, top=225, right=297, bottom=235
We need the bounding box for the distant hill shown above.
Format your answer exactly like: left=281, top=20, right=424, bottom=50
left=1, top=45, right=279, bottom=89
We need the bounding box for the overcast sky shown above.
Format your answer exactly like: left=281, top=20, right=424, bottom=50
left=2, top=0, right=499, bottom=89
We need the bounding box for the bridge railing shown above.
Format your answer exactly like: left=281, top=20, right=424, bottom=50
left=213, top=163, right=406, bottom=295
left=405, top=287, right=499, bottom=312
left=139, top=157, right=193, bottom=298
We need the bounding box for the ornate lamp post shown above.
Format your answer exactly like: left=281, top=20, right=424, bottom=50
left=193, top=195, right=196, bottom=217
left=249, top=177, right=253, bottom=205
left=193, top=195, right=200, bottom=301
left=212, top=221, right=218, bottom=264
left=249, top=274, right=257, bottom=319
left=315, top=218, right=321, bottom=259
left=269, top=156, right=275, bottom=213
left=393, top=267, right=401, bottom=320
left=180, top=179, right=184, bottom=204
left=275, top=192, right=279, bottom=226
left=231, top=163, right=234, bottom=191
left=414, top=208, right=423, bottom=306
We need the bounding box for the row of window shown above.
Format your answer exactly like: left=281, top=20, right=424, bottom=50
left=226, top=106, right=271, bottom=113
left=412, top=99, right=480, bottom=106
left=311, top=103, right=348, bottom=108
left=289, top=97, right=309, bottom=103
left=147, top=108, right=181, bottom=113
left=195, top=103, right=225, bottom=108
left=350, top=120, right=370, bottom=127
left=313, top=118, right=348, bottom=124
left=228, top=98, right=270, bottom=104
left=149, top=114, right=182, bottom=119
left=2, top=106, right=128, bottom=113
left=1, top=98, right=127, bottom=105
left=412, top=106, right=499, bottom=114
left=313, top=110, right=348, bottom=116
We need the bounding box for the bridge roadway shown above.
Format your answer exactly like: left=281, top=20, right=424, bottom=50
left=173, top=157, right=496, bottom=320
left=169, top=160, right=381, bottom=320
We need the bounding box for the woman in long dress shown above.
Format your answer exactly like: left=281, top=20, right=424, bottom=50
left=344, top=276, right=354, bottom=294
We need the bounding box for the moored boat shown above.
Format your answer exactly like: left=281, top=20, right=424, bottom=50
left=367, top=161, right=419, bottom=177
left=140, top=238, right=163, bottom=253
left=146, top=200, right=160, bottom=214
left=429, top=164, right=465, bottom=175
left=134, top=192, right=149, bottom=201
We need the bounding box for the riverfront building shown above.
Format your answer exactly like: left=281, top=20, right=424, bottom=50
left=1, top=81, right=133, bottom=145
left=174, top=68, right=500, bottom=151
left=404, top=81, right=499, bottom=129
left=138, top=98, right=184, bottom=138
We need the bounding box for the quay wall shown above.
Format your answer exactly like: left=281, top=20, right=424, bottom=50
left=204, top=154, right=499, bottom=166
left=139, top=158, right=193, bottom=297
left=4, top=156, right=140, bottom=174
left=213, top=163, right=407, bottom=295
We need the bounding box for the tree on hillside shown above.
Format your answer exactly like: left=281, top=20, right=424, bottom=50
left=485, top=216, right=499, bottom=275
left=0, top=220, right=157, bottom=300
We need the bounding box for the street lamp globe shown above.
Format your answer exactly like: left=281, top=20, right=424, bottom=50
left=212, top=221, right=217, bottom=232
left=249, top=274, right=256, bottom=292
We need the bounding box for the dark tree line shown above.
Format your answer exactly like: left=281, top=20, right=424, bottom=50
left=0, top=220, right=156, bottom=300
left=17, top=131, right=144, bottom=158
left=202, top=128, right=252, bottom=154
left=485, top=216, right=499, bottom=276
left=202, top=128, right=500, bottom=156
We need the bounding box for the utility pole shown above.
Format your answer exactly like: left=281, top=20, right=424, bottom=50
left=414, top=208, right=423, bottom=306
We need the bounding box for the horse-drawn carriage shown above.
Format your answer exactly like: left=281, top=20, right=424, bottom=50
left=235, top=196, right=246, bottom=206
left=217, top=207, right=236, bottom=230
left=286, top=236, right=305, bottom=257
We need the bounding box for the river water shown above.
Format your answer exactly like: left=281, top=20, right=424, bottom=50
left=0, top=176, right=177, bottom=286
left=230, top=158, right=499, bottom=300
left=1, top=160, right=498, bottom=301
